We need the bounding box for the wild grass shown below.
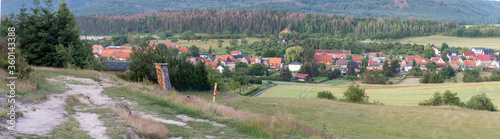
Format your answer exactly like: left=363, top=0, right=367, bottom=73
left=47, top=116, right=93, bottom=139
left=102, top=79, right=330, bottom=138
left=0, top=69, right=68, bottom=104
left=111, top=107, right=168, bottom=138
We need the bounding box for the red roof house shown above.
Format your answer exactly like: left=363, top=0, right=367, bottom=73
left=464, top=60, right=476, bottom=67
left=280, top=28, right=292, bottom=34
left=295, top=74, right=312, bottom=81
left=463, top=51, right=476, bottom=58
left=179, top=47, right=190, bottom=53
left=406, top=55, right=422, bottom=61
left=269, top=57, right=282, bottom=69
left=313, top=55, right=333, bottom=65
left=352, top=56, right=365, bottom=62
left=477, top=54, right=490, bottom=61
left=231, top=51, right=241, bottom=55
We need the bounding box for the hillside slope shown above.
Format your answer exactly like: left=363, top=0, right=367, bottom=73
left=2, top=0, right=500, bottom=22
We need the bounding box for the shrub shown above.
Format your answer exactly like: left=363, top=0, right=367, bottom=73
left=466, top=93, right=497, bottom=111
left=254, top=78, right=262, bottom=84
left=442, top=90, right=465, bottom=107
left=387, top=81, right=393, bottom=85
left=419, top=92, right=443, bottom=106
left=419, top=90, right=465, bottom=107
left=463, top=69, right=483, bottom=83
left=317, top=91, right=336, bottom=100
left=343, top=84, right=368, bottom=103
left=249, top=78, right=255, bottom=84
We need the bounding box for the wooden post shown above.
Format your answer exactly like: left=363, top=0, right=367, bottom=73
left=213, top=83, right=217, bottom=103
left=154, top=63, right=172, bottom=92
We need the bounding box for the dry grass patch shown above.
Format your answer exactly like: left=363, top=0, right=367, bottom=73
left=111, top=107, right=168, bottom=138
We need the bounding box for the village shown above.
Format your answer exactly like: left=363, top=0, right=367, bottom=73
left=89, top=29, right=500, bottom=82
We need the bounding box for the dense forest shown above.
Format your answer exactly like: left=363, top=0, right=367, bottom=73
left=77, top=10, right=459, bottom=39
left=3, top=0, right=500, bottom=22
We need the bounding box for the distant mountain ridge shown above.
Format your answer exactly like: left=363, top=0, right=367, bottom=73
left=2, top=0, right=500, bottom=22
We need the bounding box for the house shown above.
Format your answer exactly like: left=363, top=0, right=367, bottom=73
left=216, top=65, right=225, bottom=73
left=463, top=60, right=476, bottom=70
left=449, top=55, right=463, bottom=63
left=352, top=56, right=365, bottom=62
left=149, top=42, right=181, bottom=49
left=463, top=51, right=476, bottom=59
left=268, top=57, right=282, bottom=69
left=295, top=74, right=312, bottom=81
left=100, top=47, right=132, bottom=61
left=366, top=52, right=383, bottom=58
left=335, top=60, right=349, bottom=69
left=347, top=62, right=360, bottom=72
left=406, top=55, right=422, bottom=61
left=430, top=57, right=445, bottom=63
left=347, top=62, right=360, bottom=69
left=105, top=61, right=129, bottom=74
left=367, top=60, right=381, bottom=71
left=371, top=57, right=386, bottom=64
left=477, top=54, right=491, bottom=61
left=233, top=54, right=249, bottom=59
left=179, top=47, right=190, bottom=53
left=449, top=62, right=460, bottom=71
left=240, top=57, right=252, bottom=64
left=280, top=28, right=292, bottom=34
left=488, top=61, right=500, bottom=69
left=400, top=60, right=413, bottom=72
left=252, top=56, right=262, bottom=64
left=447, top=51, right=459, bottom=58
left=313, top=55, right=333, bottom=65
left=92, top=45, right=103, bottom=54
left=431, top=46, right=441, bottom=55
left=436, top=63, right=447, bottom=71
left=315, top=49, right=351, bottom=59
left=288, top=62, right=302, bottom=72
left=231, top=51, right=242, bottom=55
left=471, top=47, right=486, bottom=55
left=476, top=60, right=491, bottom=68
left=417, top=58, right=430, bottom=70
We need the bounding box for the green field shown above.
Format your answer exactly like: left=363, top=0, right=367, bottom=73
left=368, top=35, right=500, bottom=49
left=187, top=87, right=500, bottom=138
left=260, top=82, right=500, bottom=106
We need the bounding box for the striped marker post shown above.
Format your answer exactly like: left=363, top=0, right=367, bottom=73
left=213, top=83, right=217, bottom=103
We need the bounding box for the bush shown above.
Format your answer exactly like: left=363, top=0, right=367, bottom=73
left=254, top=78, right=262, bottom=84
left=419, top=90, right=465, bottom=107
left=317, top=91, right=336, bottom=100
left=387, top=81, right=393, bottom=85
left=466, top=93, right=497, bottom=111
left=249, top=78, right=255, bottom=84
left=419, top=92, right=443, bottom=106
left=463, top=69, right=483, bottom=83
left=343, top=84, right=368, bottom=103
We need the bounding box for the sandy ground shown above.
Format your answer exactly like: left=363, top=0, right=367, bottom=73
left=74, top=112, right=109, bottom=139
left=6, top=76, right=112, bottom=138
left=2, top=75, right=224, bottom=138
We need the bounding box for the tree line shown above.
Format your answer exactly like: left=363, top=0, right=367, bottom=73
left=76, top=10, right=459, bottom=39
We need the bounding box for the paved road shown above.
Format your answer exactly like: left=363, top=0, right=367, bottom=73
left=252, top=85, right=276, bottom=97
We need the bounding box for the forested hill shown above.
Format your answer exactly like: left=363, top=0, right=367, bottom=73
left=76, top=10, right=458, bottom=39
left=2, top=0, right=500, bottom=23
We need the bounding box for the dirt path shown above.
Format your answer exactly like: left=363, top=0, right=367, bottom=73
left=10, top=76, right=111, bottom=138
left=397, top=78, right=421, bottom=85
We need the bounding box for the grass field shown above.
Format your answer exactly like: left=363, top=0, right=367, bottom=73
left=186, top=89, right=500, bottom=139
left=260, top=82, right=500, bottom=106
left=366, top=35, right=500, bottom=49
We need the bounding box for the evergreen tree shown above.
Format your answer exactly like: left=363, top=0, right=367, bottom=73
left=279, top=67, right=292, bottom=81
